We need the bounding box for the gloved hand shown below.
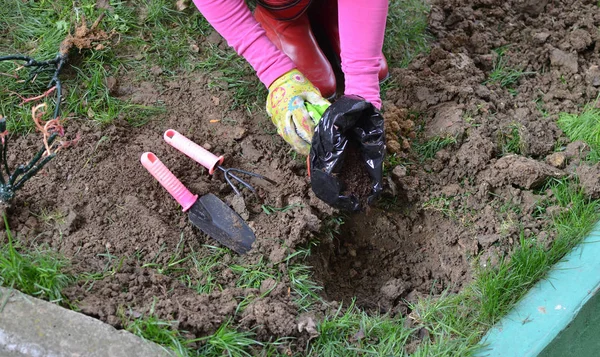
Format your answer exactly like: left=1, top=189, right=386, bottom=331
left=266, top=69, right=331, bottom=156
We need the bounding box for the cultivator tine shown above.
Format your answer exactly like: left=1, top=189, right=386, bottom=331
left=227, top=171, right=257, bottom=194
left=216, top=166, right=275, bottom=196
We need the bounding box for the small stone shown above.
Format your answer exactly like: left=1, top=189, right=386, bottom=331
left=545, top=152, right=566, bottom=168
left=150, top=65, right=163, bottom=75
left=576, top=163, right=600, bottom=199
left=387, top=139, right=402, bottom=154
left=564, top=141, right=589, bottom=159
left=568, top=29, right=592, bottom=52
left=206, top=31, right=223, bottom=45
left=585, top=66, right=600, bottom=87
left=232, top=127, right=247, bottom=140
left=348, top=249, right=357, bottom=257
left=230, top=195, right=249, bottom=220
left=477, top=234, right=500, bottom=248
left=392, top=165, right=407, bottom=181
left=380, top=278, right=409, bottom=299
left=533, top=32, right=550, bottom=44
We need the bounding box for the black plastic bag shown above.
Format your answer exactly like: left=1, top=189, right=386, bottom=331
left=309, top=95, right=386, bottom=212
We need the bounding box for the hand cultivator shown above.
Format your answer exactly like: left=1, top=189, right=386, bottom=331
left=141, top=151, right=257, bottom=254
left=141, top=129, right=276, bottom=254
left=163, top=129, right=275, bottom=195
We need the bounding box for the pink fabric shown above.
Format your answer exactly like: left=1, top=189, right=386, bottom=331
left=192, top=0, right=295, bottom=87
left=338, top=0, right=388, bottom=109
left=192, top=0, right=388, bottom=109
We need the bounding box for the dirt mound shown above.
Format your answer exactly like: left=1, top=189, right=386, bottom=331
left=5, top=0, right=600, bottom=347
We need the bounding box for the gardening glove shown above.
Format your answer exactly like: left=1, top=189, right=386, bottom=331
left=266, top=69, right=331, bottom=156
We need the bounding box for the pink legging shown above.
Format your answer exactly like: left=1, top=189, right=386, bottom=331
left=192, top=0, right=388, bottom=109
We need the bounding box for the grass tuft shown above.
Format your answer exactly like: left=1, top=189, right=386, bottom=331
left=413, top=135, right=457, bottom=161
left=0, top=214, right=73, bottom=302
left=126, top=312, right=262, bottom=357
left=308, top=301, right=413, bottom=357
left=558, top=102, right=600, bottom=162
left=498, top=123, right=525, bottom=156
left=125, top=313, right=195, bottom=356
left=485, top=47, right=536, bottom=91
left=198, top=320, right=262, bottom=357
left=384, top=0, right=433, bottom=68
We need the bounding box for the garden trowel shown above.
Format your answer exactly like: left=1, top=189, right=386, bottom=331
left=140, top=152, right=255, bottom=254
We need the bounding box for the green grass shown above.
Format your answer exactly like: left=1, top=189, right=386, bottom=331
left=484, top=47, right=536, bottom=92
left=125, top=312, right=196, bottom=356
left=498, top=123, right=525, bottom=156
left=413, top=135, right=457, bottom=161
left=230, top=256, right=278, bottom=289
left=384, top=0, right=433, bottom=68
left=0, top=214, right=74, bottom=303
left=558, top=102, right=600, bottom=162
left=126, top=313, right=264, bottom=357
left=306, top=301, right=414, bottom=356
left=261, top=203, right=304, bottom=215
left=181, top=245, right=229, bottom=294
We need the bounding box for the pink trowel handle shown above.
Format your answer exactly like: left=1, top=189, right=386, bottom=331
left=140, top=152, right=198, bottom=212
left=163, top=129, right=224, bottom=175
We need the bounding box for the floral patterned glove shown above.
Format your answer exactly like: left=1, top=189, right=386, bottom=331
left=266, top=69, right=331, bottom=156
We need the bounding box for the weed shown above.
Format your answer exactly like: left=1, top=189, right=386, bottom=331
left=422, top=195, right=457, bottom=219
left=125, top=312, right=195, bottom=356
left=261, top=203, right=304, bottom=215
left=142, top=233, right=189, bottom=276
left=183, top=245, right=228, bottom=294
left=383, top=153, right=410, bottom=176
left=307, top=301, right=413, bottom=356
left=413, top=135, right=457, bottom=161
left=321, top=215, right=345, bottom=241
left=198, top=320, right=262, bottom=357
left=485, top=47, right=536, bottom=90
left=0, top=214, right=73, bottom=302
left=498, top=123, right=525, bottom=156
left=285, top=249, right=323, bottom=311
left=557, top=101, right=600, bottom=162
left=34, top=208, right=67, bottom=227
left=230, top=256, right=278, bottom=289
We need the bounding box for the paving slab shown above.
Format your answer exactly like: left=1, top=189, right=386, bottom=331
left=0, top=287, right=171, bottom=357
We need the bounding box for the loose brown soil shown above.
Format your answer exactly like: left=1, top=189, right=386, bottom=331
left=4, top=0, right=600, bottom=352
left=338, top=141, right=372, bottom=208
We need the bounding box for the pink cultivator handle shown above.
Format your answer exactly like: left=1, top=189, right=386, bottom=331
left=140, top=152, right=198, bottom=212
left=163, top=129, right=224, bottom=175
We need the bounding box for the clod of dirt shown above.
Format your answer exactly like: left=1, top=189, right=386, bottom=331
left=384, top=102, right=415, bottom=155
left=545, top=152, right=567, bottom=168
left=424, top=102, right=466, bottom=140
left=514, top=0, right=548, bottom=16
left=338, top=142, right=372, bottom=207
left=481, top=155, right=567, bottom=190
left=241, top=297, right=298, bottom=338
left=549, top=48, right=579, bottom=74
left=585, top=66, right=600, bottom=87
left=59, top=14, right=115, bottom=55
left=564, top=141, right=590, bottom=160
left=576, top=163, right=600, bottom=199
left=567, top=29, right=593, bottom=52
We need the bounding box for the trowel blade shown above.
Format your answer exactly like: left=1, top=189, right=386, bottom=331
left=187, top=193, right=255, bottom=254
